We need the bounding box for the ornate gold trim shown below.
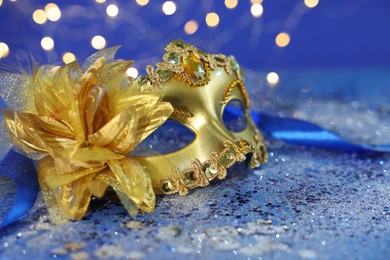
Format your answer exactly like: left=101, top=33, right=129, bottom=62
left=221, top=80, right=250, bottom=109
left=145, top=40, right=244, bottom=88
left=160, top=137, right=267, bottom=195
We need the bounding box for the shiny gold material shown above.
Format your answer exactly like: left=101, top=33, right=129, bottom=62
left=136, top=40, right=268, bottom=195
left=2, top=48, right=173, bottom=220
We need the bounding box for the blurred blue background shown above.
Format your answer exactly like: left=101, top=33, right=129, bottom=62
left=0, top=0, right=389, bottom=75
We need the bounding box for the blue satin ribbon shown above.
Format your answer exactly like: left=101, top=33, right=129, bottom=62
left=251, top=112, right=390, bottom=153
left=0, top=96, right=39, bottom=229
left=224, top=105, right=390, bottom=153
left=0, top=149, right=38, bottom=229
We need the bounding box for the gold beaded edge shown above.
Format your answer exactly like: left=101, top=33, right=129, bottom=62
left=221, top=80, right=250, bottom=109
left=160, top=136, right=267, bottom=195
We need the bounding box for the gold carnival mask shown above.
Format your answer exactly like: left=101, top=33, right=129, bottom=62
left=134, top=40, right=268, bottom=196
left=1, top=40, right=268, bottom=222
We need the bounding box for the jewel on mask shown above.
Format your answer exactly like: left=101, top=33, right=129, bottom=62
left=162, top=180, right=176, bottom=193
left=157, top=68, right=174, bottom=82
left=183, top=170, right=197, bottom=185
left=219, top=151, right=235, bottom=167
left=203, top=163, right=218, bottom=178
left=181, top=51, right=205, bottom=80
left=168, top=52, right=179, bottom=65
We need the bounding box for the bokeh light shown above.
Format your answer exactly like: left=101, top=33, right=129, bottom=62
left=205, top=12, right=220, bottom=27
left=45, top=3, right=61, bottom=22
left=225, top=0, right=238, bottom=9
left=275, top=32, right=291, bottom=47
left=0, top=0, right=3, bottom=7
left=136, top=0, right=149, bottom=6
left=126, top=67, right=139, bottom=78
left=251, top=3, right=263, bottom=18
left=162, top=1, right=176, bottom=16
left=41, top=37, right=54, bottom=51
left=304, top=0, right=319, bottom=8
left=0, top=42, right=9, bottom=58
left=62, top=52, right=76, bottom=64
left=184, top=20, right=198, bottom=35
left=91, top=35, right=106, bottom=50
left=95, top=0, right=106, bottom=3
left=250, top=0, right=263, bottom=3
left=106, top=4, right=119, bottom=17
left=266, top=72, right=279, bottom=86
left=32, top=9, right=47, bottom=25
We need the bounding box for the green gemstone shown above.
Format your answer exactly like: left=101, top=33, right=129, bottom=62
left=204, top=164, right=218, bottom=178
left=173, top=39, right=185, bottom=48
left=184, top=171, right=197, bottom=184
left=157, top=68, right=173, bottom=81
left=215, top=56, right=225, bottom=63
left=140, top=76, right=151, bottom=85
left=168, top=52, right=179, bottom=64
left=230, top=59, right=240, bottom=71
left=162, top=180, right=175, bottom=192
left=219, top=152, right=234, bottom=166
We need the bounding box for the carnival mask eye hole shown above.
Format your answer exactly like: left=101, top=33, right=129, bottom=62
left=131, top=119, right=195, bottom=155
left=222, top=99, right=247, bottom=132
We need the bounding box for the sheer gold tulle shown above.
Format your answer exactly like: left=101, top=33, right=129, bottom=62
left=2, top=54, right=173, bottom=220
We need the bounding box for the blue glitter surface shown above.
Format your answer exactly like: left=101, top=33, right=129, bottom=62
left=1, top=69, right=390, bottom=259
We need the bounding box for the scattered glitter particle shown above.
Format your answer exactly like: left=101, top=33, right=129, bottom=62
left=123, top=220, right=142, bottom=229
left=94, top=244, right=125, bottom=259
left=299, top=249, right=318, bottom=259
left=157, top=225, right=181, bottom=240
left=70, top=251, right=90, bottom=260
left=63, top=242, right=85, bottom=252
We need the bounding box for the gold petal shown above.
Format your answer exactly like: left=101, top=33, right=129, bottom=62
left=88, top=106, right=139, bottom=154
left=102, top=60, right=133, bottom=87
left=103, top=92, right=173, bottom=152
left=34, top=65, right=76, bottom=127
left=29, top=113, right=74, bottom=139
left=87, top=179, right=109, bottom=198
left=104, top=158, right=156, bottom=213
left=2, top=109, right=79, bottom=157
left=53, top=157, right=105, bottom=173
left=72, top=146, right=124, bottom=161
left=77, top=58, right=106, bottom=136
left=133, top=101, right=173, bottom=147
left=84, top=86, right=110, bottom=135
left=39, top=157, right=98, bottom=220
left=45, top=164, right=106, bottom=188
left=109, top=93, right=160, bottom=117
left=33, top=64, right=87, bottom=147
left=2, top=109, right=47, bottom=153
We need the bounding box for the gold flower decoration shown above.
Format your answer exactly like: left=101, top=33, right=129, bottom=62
left=2, top=48, right=173, bottom=220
